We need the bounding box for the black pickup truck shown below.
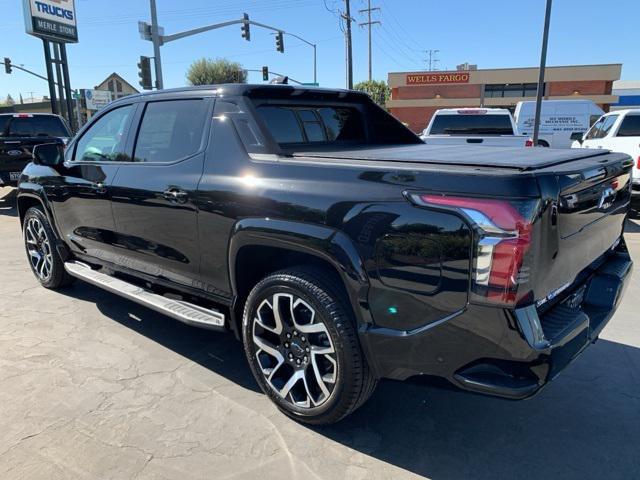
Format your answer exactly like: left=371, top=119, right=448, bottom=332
left=0, top=113, right=71, bottom=187
left=17, top=85, right=634, bottom=424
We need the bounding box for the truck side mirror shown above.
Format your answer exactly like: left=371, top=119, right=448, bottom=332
left=569, top=132, right=585, bottom=144
left=32, top=142, right=64, bottom=166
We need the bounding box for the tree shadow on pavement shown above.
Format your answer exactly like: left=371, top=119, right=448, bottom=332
left=0, top=188, right=18, bottom=217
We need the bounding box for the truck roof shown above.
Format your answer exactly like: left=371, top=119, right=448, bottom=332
left=433, top=108, right=512, bottom=115
left=296, top=144, right=623, bottom=171
left=111, top=84, right=361, bottom=103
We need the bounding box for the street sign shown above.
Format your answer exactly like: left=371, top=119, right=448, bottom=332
left=84, top=89, right=112, bottom=111
left=22, top=0, right=78, bottom=43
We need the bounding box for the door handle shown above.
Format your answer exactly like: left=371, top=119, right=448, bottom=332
left=163, top=188, right=188, bottom=203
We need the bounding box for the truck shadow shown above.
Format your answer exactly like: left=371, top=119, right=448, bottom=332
left=0, top=188, right=18, bottom=217
left=313, top=338, right=640, bottom=479
left=60, top=281, right=640, bottom=479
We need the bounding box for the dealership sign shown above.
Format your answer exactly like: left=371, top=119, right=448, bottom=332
left=406, top=72, right=470, bottom=85
left=84, top=89, right=112, bottom=111
left=23, top=0, right=78, bottom=43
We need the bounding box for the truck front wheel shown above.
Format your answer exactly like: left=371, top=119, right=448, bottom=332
left=242, top=267, right=377, bottom=425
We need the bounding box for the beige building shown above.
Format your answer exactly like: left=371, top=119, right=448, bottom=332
left=388, top=64, right=622, bottom=132
left=95, top=73, right=139, bottom=100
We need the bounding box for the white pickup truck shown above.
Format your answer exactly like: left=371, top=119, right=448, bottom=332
left=420, top=108, right=531, bottom=147
left=572, top=109, right=640, bottom=208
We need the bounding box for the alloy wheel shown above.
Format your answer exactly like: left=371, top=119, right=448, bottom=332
left=25, top=217, right=53, bottom=281
left=251, top=292, right=338, bottom=409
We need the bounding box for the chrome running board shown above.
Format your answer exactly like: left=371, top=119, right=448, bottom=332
left=64, top=261, right=225, bottom=330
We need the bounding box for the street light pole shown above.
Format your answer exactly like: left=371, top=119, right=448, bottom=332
left=533, top=0, right=553, bottom=146
left=149, top=0, right=164, bottom=89
left=282, top=31, right=317, bottom=84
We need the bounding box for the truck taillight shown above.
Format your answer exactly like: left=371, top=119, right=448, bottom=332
left=413, top=194, right=538, bottom=306
left=525, top=138, right=534, bottom=147
left=637, top=156, right=640, bottom=169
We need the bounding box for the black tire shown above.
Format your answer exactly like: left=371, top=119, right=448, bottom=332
left=23, top=206, right=75, bottom=289
left=242, top=266, right=377, bottom=425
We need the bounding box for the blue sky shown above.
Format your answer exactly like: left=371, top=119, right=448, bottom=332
left=1, top=0, right=638, bottom=100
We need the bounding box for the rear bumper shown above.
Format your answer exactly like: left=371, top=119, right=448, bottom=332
left=361, top=248, right=633, bottom=400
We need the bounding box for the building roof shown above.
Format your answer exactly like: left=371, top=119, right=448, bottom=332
left=95, top=72, right=140, bottom=93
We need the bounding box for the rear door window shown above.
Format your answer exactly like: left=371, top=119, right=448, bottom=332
left=616, top=115, right=640, bottom=137
left=133, top=99, right=209, bottom=163
left=5, top=115, right=69, bottom=137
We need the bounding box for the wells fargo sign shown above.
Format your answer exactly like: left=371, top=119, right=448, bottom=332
left=406, top=72, right=470, bottom=85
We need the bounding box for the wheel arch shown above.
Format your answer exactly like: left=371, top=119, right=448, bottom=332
left=228, top=218, right=371, bottom=338
left=17, top=192, right=48, bottom=227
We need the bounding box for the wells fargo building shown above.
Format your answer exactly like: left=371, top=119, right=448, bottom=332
left=387, top=64, right=622, bottom=132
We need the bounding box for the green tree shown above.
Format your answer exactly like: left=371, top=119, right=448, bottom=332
left=186, top=58, right=247, bottom=85
left=354, top=80, right=390, bottom=107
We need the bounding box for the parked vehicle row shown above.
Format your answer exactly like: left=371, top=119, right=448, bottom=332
left=17, top=84, right=634, bottom=424
left=572, top=108, right=640, bottom=207
left=420, top=100, right=606, bottom=150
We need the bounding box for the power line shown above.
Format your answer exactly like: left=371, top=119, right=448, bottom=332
left=378, top=0, right=424, bottom=50
left=372, top=36, right=415, bottom=70
left=378, top=23, right=423, bottom=63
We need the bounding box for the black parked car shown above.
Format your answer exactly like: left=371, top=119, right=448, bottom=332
left=0, top=113, right=71, bottom=187
left=17, top=85, right=634, bottom=424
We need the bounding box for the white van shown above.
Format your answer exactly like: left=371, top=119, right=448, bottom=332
left=514, top=100, right=604, bottom=148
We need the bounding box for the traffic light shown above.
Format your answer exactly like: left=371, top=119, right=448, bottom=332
left=275, top=31, right=284, bottom=53
left=262, top=66, right=269, bottom=82
left=240, top=13, right=250, bottom=41
left=3, top=57, right=11, bottom=74
left=137, top=56, right=152, bottom=90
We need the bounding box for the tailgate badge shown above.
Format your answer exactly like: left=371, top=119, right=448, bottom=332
left=598, top=187, right=616, bottom=210
left=6, top=149, right=22, bottom=156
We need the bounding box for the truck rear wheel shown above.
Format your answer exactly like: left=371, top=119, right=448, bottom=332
left=242, top=267, right=377, bottom=425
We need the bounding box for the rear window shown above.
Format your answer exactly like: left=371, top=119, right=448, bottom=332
left=256, top=105, right=365, bottom=145
left=430, top=113, right=514, bottom=135
left=4, top=115, right=69, bottom=137
left=616, top=115, right=640, bottom=137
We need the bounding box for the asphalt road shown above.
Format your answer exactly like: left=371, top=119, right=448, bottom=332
left=1, top=186, right=639, bottom=480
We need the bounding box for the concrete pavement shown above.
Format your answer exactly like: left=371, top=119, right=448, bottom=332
left=1, top=186, right=639, bottom=480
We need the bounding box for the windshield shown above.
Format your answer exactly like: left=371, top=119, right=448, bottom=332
left=430, top=114, right=514, bottom=135
left=2, top=115, right=70, bottom=138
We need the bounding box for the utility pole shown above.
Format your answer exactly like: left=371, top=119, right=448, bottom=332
left=342, top=0, right=354, bottom=89
left=149, top=0, right=164, bottom=89
left=532, top=0, right=553, bottom=147
left=425, top=49, right=440, bottom=71
left=359, top=0, right=380, bottom=81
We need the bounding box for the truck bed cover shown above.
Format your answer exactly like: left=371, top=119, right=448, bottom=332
left=293, top=144, right=613, bottom=171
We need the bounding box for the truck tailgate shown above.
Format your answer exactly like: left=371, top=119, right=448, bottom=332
left=534, top=154, right=633, bottom=303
